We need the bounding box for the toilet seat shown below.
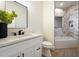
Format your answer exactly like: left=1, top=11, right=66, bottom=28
left=42, top=41, right=52, bottom=49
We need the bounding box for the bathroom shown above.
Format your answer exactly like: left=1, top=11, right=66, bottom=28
left=0, top=0, right=79, bottom=57
left=54, top=1, right=79, bottom=56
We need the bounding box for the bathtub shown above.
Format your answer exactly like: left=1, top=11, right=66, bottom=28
left=55, top=36, right=78, bottom=49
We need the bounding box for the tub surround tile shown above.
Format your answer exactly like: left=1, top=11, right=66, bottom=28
left=62, top=4, right=79, bottom=39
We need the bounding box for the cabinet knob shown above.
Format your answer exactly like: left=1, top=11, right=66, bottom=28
left=22, top=53, right=24, bottom=57
left=37, top=48, right=40, bottom=50
left=17, top=56, right=20, bottom=57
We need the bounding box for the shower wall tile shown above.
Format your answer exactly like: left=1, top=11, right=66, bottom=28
left=63, top=4, right=79, bottom=39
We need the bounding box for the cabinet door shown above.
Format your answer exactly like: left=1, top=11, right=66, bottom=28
left=20, top=37, right=43, bottom=57
left=9, top=52, right=21, bottom=57
left=34, top=43, right=42, bottom=57
left=21, top=46, right=34, bottom=57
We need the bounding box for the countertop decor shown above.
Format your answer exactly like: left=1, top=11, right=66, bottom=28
left=0, top=10, right=17, bottom=38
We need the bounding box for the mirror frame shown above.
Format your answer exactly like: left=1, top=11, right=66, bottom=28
left=6, top=1, right=28, bottom=28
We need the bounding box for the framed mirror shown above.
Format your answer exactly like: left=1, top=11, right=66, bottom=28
left=6, top=1, right=28, bottom=28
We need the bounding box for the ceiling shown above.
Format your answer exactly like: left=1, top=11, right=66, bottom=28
left=55, top=1, right=78, bottom=9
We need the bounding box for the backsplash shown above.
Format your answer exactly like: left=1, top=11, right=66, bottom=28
left=8, top=28, right=31, bottom=36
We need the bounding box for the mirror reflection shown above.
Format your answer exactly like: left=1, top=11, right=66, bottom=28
left=6, top=1, right=28, bottom=28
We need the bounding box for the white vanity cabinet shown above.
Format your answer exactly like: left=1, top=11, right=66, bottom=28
left=21, top=43, right=42, bottom=57
left=0, top=36, right=43, bottom=57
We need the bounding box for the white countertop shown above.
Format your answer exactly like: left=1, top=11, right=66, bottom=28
left=0, top=33, right=42, bottom=48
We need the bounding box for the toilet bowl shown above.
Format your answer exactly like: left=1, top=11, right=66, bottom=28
left=42, top=41, right=53, bottom=57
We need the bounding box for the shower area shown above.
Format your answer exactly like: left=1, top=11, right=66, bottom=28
left=54, top=1, right=79, bottom=49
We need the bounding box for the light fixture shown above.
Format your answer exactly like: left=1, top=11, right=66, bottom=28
left=60, top=2, right=63, bottom=6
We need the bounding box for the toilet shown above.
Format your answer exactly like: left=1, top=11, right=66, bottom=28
left=42, top=41, right=53, bottom=57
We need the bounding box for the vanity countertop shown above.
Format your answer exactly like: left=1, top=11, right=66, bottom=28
left=0, top=33, right=42, bottom=48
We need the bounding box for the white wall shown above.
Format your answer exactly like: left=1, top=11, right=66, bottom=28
left=25, top=1, right=43, bottom=34
left=12, top=1, right=43, bottom=34
left=43, top=1, right=55, bottom=47
left=24, top=1, right=55, bottom=47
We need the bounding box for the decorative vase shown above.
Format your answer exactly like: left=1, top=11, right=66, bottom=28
left=0, top=23, right=7, bottom=38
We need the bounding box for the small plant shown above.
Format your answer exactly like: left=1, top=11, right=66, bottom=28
left=0, top=10, right=17, bottom=24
